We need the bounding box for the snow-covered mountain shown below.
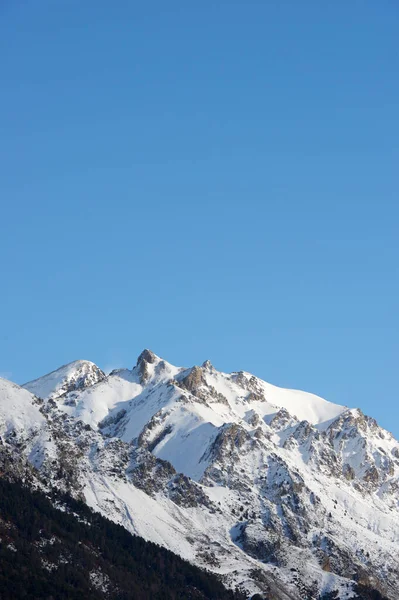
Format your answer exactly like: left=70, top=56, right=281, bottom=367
left=1, top=350, right=397, bottom=598
left=24, top=359, right=105, bottom=400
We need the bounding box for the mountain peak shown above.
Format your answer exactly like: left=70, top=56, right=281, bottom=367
left=23, top=359, right=105, bottom=400
left=201, top=359, right=214, bottom=371
left=136, top=349, right=166, bottom=384
left=136, top=349, right=157, bottom=366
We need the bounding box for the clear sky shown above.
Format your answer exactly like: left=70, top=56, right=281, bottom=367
left=1, top=1, right=398, bottom=435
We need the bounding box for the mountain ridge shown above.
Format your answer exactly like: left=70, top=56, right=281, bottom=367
left=0, top=349, right=397, bottom=599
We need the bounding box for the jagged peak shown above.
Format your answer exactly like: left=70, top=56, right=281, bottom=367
left=134, top=350, right=181, bottom=385
left=201, top=359, right=214, bottom=371
left=135, top=349, right=160, bottom=384
left=136, top=349, right=158, bottom=366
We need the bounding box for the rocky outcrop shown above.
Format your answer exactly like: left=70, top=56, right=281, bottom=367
left=136, top=349, right=157, bottom=383
left=176, top=366, right=229, bottom=405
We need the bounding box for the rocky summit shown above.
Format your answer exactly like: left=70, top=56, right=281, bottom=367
left=0, top=351, right=397, bottom=599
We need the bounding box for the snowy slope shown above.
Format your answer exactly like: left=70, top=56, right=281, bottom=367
left=3, top=350, right=399, bottom=599
left=30, top=352, right=346, bottom=481
left=0, top=377, right=45, bottom=436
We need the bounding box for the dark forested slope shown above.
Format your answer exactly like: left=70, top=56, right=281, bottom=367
left=0, top=478, right=244, bottom=600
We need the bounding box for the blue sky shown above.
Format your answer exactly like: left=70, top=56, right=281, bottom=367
left=1, top=1, right=398, bottom=434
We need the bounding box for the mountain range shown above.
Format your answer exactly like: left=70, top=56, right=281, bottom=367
left=0, top=349, right=397, bottom=599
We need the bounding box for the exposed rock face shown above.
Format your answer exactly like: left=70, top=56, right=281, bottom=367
left=167, top=473, right=214, bottom=509
left=202, top=359, right=214, bottom=371
left=343, top=463, right=355, bottom=480
left=232, top=371, right=266, bottom=402
left=269, top=408, right=296, bottom=431
left=176, top=365, right=229, bottom=405
left=128, top=452, right=177, bottom=495
left=137, top=349, right=157, bottom=365
left=136, top=348, right=157, bottom=383
left=208, top=423, right=254, bottom=460
left=179, top=366, right=207, bottom=393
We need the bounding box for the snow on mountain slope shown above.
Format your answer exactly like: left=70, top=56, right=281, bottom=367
left=196, top=362, right=346, bottom=425
left=0, top=378, right=58, bottom=471
left=23, top=359, right=105, bottom=400
left=0, top=378, right=45, bottom=436
left=37, top=351, right=346, bottom=481
left=3, top=350, right=399, bottom=599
